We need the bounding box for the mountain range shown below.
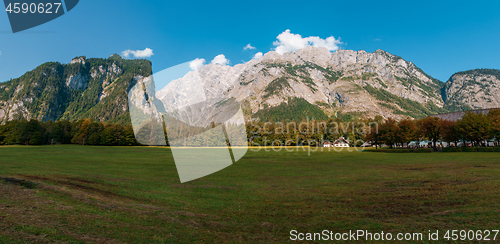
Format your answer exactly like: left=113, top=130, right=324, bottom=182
left=1, top=47, right=499, bottom=124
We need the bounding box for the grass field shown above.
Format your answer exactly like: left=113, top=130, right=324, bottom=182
left=1, top=145, right=500, bottom=243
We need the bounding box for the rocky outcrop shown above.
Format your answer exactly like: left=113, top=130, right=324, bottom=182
left=443, top=69, right=500, bottom=111
left=70, top=56, right=86, bottom=65
left=66, top=73, right=89, bottom=90
left=0, top=55, right=152, bottom=124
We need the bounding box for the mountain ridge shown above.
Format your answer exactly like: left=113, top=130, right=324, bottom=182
left=443, top=68, right=500, bottom=111
left=1, top=48, right=498, bottom=124
left=0, top=55, right=151, bottom=125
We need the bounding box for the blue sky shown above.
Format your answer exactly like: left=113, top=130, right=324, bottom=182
left=0, top=0, right=499, bottom=83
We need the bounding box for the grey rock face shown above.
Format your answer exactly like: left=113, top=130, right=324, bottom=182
left=159, top=46, right=449, bottom=120
left=228, top=47, right=444, bottom=119
left=66, top=73, right=89, bottom=90
left=70, top=56, right=86, bottom=65
left=444, top=69, right=500, bottom=110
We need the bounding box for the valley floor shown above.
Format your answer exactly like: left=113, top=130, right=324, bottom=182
left=0, top=145, right=499, bottom=243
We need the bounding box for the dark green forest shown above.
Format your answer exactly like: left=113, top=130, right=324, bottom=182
left=0, top=119, right=139, bottom=146
left=253, top=97, right=329, bottom=122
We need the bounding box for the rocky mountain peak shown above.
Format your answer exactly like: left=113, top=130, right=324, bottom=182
left=0, top=56, right=152, bottom=124
left=443, top=69, right=500, bottom=111
left=295, top=46, right=331, bottom=67
left=70, top=56, right=86, bottom=65
left=158, top=46, right=449, bottom=121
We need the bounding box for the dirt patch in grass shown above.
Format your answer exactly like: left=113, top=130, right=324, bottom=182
left=61, top=176, right=98, bottom=184
left=18, top=174, right=144, bottom=202
left=0, top=177, right=38, bottom=189
left=0, top=180, right=124, bottom=243
left=0, top=176, right=217, bottom=243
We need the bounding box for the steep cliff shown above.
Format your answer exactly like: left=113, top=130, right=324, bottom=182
left=0, top=55, right=152, bottom=124
left=443, top=69, right=500, bottom=111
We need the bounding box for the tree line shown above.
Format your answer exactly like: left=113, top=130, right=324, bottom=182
left=1, top=109, right=498, bottom=148
left=245, top=118, right=371, bottom=147
left=366, top=109, right=500, bottom=149
left=245, top=109, right=500, bottom=149
left=0, top=118, right=139, bottom=146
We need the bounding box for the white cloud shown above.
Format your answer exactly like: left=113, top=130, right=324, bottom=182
left=121, top=48, right=154, bottom=58
left=273, top=29, right=342, bottom=55
left=253, top=52, right=263, bottom=60
left=0, top=51, right=2, bottom=55
left=189, top=58, right=206, bottom=70
left=243, top=43, right=256, bottom=50
left=211, top=54, right=229, bottom=66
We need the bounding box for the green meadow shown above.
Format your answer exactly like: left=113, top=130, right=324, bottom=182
left=1, top=145, right=500, bottom=243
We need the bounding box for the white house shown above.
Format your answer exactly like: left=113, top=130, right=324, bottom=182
left=323, top=137, right=350, bottom=148
left=323, top=141, right=333, bottom=147
left=333, top=137, right=349, bottom=147
left=333, top=137, right=350, bottom=147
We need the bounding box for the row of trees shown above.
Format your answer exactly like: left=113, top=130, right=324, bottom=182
left=0, top=119, right=139, bottom=146
left=366, top=109, right=500, bottom=149
left=1, top=109, right=498, bottom=148
left=245, top=117, right=373, bottom=147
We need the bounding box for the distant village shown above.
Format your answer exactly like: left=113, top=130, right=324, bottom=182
left=322, top=108, right=500, bottom=149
